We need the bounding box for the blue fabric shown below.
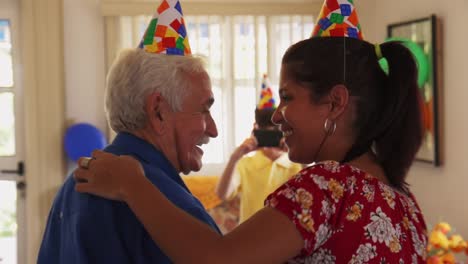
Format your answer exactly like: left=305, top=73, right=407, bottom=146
left=38, top=132, right=220, bottom=264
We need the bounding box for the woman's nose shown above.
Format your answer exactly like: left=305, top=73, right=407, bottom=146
left=271, top=106, right=285, bottom=125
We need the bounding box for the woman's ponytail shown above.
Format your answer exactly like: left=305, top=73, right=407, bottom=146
left=375, top=41, right=424, bottom=191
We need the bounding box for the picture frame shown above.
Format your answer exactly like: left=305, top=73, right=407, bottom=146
left=387, top=15, right=442, bottom=166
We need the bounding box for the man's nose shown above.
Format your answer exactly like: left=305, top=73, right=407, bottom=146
left=206, top=114, right=218, bottom=138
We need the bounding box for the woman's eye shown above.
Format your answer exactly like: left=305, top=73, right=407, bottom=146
left=280, top=95, right=291, bottom=101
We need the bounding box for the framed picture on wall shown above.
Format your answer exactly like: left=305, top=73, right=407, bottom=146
left=387, top=15, right=442, bottom=166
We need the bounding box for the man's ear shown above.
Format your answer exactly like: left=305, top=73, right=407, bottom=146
left=145, top=92, right=166, bottom=134
left=326, top=84, right=349, bottom=120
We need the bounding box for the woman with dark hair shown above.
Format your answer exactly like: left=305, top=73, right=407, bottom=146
left=279, top=36, right=423, bottom=194
left=74, top=1, right=427, bottom=263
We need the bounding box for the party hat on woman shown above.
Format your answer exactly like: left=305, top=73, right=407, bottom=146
left=312, top=0, right=363, bottom=40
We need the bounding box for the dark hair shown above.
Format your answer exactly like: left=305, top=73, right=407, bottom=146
left=282, top=37, right=423, bottom=192
left=255, top=108, right=276, bottom=128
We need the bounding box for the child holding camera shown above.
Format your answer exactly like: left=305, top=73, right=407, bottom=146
left=215, top=76, right=302, bottom=223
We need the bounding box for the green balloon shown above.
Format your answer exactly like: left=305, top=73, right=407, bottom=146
left=383, top=37, right=429, bottom=88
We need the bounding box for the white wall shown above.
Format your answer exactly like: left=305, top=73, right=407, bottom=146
left=359, top=0, right=468, bottom=240
left=64, top=0, right=107, bottom=134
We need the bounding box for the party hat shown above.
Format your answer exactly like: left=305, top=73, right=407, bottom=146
left=139, top=0, right=191, bottom=55
left=312, top=0, right=363, bottom=40
left=257, top=74, right=276, bottom=110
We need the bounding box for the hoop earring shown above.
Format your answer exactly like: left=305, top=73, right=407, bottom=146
left=323, top=118, right=337, bottom=135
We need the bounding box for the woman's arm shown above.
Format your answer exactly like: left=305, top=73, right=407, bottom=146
left=75, top=151, right=303, bottom=264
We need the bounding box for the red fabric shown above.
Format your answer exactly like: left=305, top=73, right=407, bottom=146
left=265, top=161, right=428, bottom=263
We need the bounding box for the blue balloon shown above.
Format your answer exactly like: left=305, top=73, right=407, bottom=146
left=64, top=123, right=107, bottom=161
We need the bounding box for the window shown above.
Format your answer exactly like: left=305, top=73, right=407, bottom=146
left=0, top=19, right=15, bottom=157
left=115, top=15, right=314, bottom=173
left=0, top=19, right=18, bottom=264
left=185, top=15, right=314, bottom=170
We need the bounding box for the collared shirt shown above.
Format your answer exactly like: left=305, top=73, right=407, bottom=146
left=38, top=132, right=220, bottom=264
left=230, top=151, right=302, bottom=223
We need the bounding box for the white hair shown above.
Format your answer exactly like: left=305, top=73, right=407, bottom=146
left=105, top=48, right=208, bottom=133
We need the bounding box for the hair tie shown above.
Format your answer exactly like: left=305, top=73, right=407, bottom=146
left=374, top=43, right=383, bottom=60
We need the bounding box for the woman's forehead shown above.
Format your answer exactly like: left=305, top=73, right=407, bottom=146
left=279, top=68, right=296, bottom=84
left=278, top=80, right=296, bottom=91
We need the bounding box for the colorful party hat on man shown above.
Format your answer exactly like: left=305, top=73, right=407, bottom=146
left=139, top=0, right=191, bottom=55
left=312, top=0, right=363, bottom=40
left=257, top=74, right=276, bottom=110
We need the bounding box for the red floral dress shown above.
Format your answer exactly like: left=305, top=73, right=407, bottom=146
left=265, top=161, right=427, bottom=263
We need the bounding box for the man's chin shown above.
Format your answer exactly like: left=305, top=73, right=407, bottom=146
left=181, top=168, right=197, bottom=175
left=181, top=160, right=203, bottom=175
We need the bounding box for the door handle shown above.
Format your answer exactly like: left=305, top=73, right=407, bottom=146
left=17, top=181, right=26, bottom=191
left=1, top=161, right=25, bottom=176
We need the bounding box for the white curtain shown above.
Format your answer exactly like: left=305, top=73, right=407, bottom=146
left=20, top=0, right=66, bottom=262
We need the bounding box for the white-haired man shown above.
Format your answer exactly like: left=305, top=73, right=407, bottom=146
left=38, top=48, right=219, bottom=263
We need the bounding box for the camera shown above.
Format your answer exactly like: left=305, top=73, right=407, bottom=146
left=253, top=129, right=283, bottom=147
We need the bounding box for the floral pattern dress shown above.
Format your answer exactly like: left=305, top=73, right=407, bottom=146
left=265, top=161, right=427, bottom=264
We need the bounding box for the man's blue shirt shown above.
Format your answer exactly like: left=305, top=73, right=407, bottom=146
left=38, top=132, right=220, bottom=264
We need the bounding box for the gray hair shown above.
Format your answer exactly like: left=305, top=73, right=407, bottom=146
left=105, top=48, right=208, bottom=133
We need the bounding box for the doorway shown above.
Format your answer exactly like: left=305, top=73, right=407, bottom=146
left=0, top=1, right=26, bottom=263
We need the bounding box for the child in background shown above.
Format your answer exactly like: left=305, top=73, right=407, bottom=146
left=216, top=74, right=302, bottom=223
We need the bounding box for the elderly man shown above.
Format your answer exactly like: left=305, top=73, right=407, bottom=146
left=38, top=1, right=219, bottom=263
left=38, top=51, right=219, bottom=263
